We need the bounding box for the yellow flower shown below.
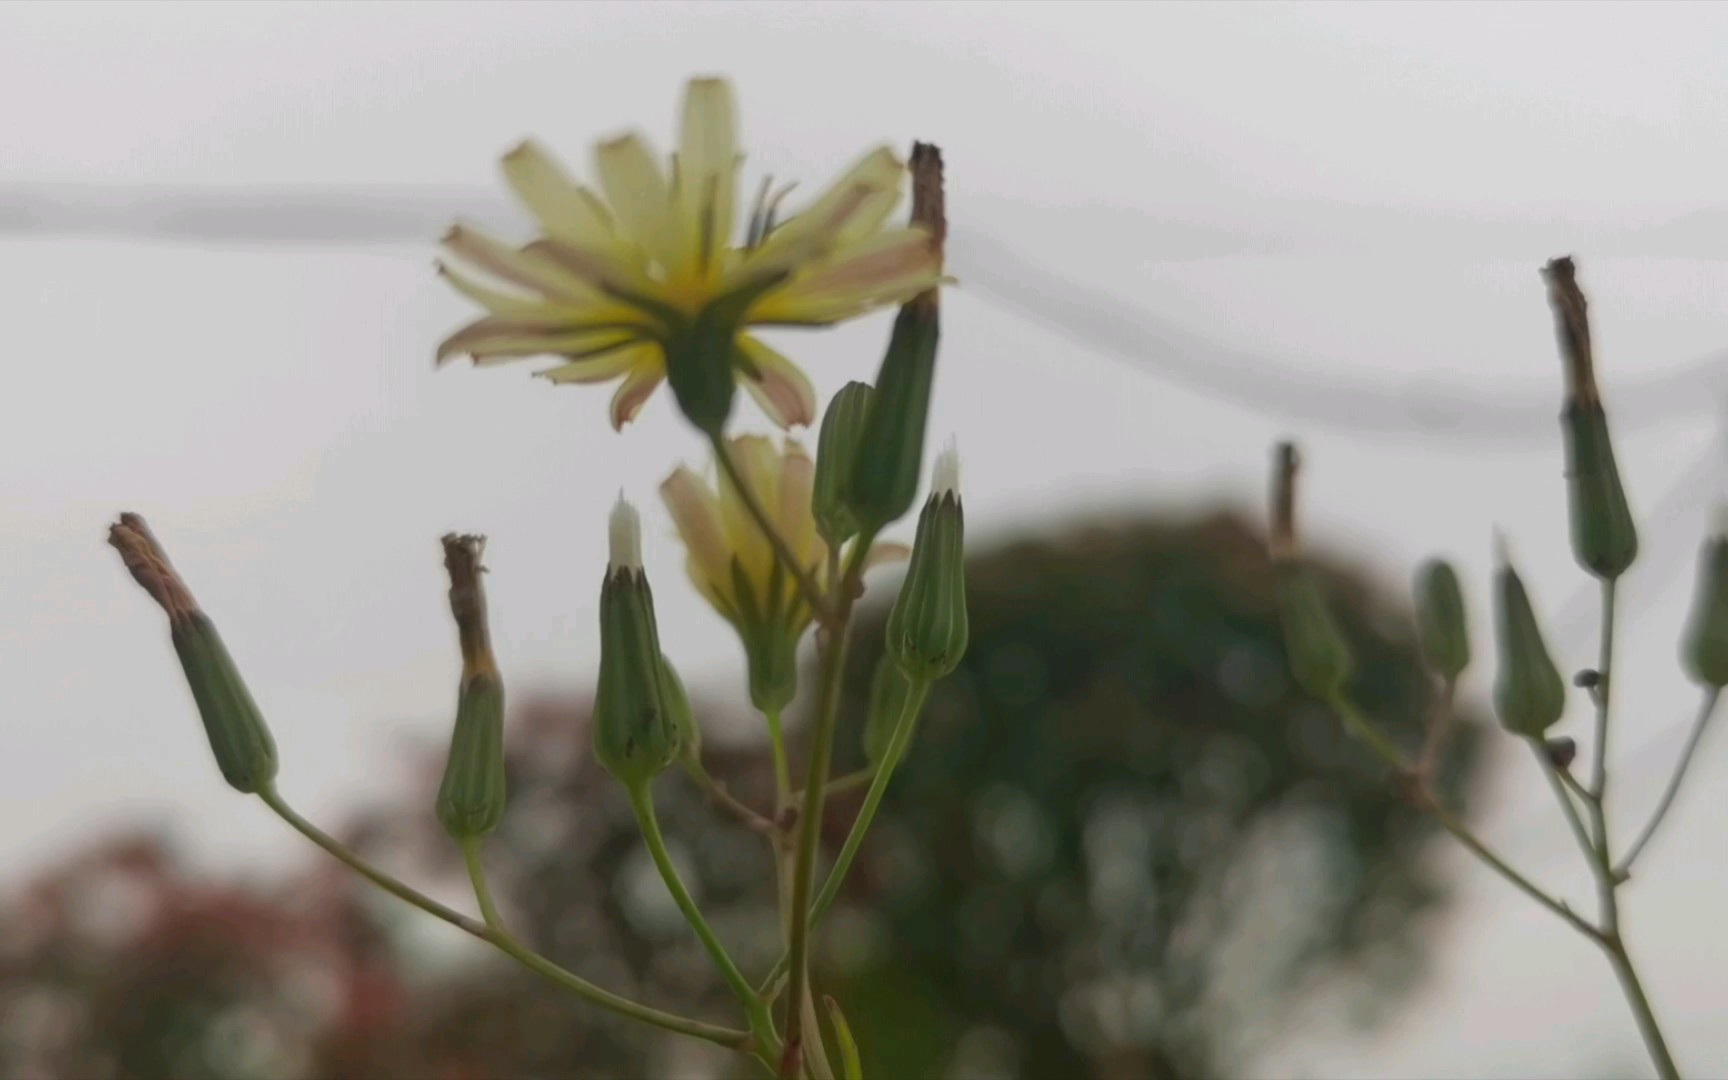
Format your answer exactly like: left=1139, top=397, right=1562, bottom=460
left=437, top=77, right=945, bottom=432
left=661, top=435, right=905, bottom=710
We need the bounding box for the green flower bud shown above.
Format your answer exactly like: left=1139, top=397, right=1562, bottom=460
left=435, top=535, right=507, bottom=840
left=1682, top=526, right=1728, bottom=687
left=1492, top=546, right=1567, bottom=737
left=863, top=652, right=918, bottom=766
left=1275, top=565, right=1354, bottom=700
left=593, top=499, right=681, bottom=789
left=850, top=143, right=944, bottom=532
left=438, top=673, right=506, bottom=839
left=1414, top=558, right=1471, bottom=681
left=1544, top=257, right=1638, bottom=580
left=109, top=514, right=279, bottom=795
left=660, top=654, right=701, bottom=763
left=885, top=443, right=968, bottom=682
left=813, top=381, right=875, bottom=547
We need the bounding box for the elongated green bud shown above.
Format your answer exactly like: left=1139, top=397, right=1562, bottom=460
left=885, top=442, right=968, bottom=681
left=1543, top=257, right=1638, bottom=580
left=813, top=381, right=875, bottom=547
left=1276, top=567, right=1354, bottom=700
left=1267, top=443, right=1354, bottom=699
left=850, top=143, right=944, bottom=531
left=1414, top=558, right=1470, bottom=681
left=1492, top=542, right=1567, bottom=737
left=660, top=654, right=701, bottom=764
left=863, top=652, right=918, bottom=766
left=109, top=514, right=279, bottom=795
left=435, top=535, right=507, bottom=840
left=593, top=499, right=681, bottom=788
left=1682, top=521, right=1728, bottom=687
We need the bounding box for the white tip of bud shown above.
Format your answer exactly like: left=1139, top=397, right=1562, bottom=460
left=609, top=493, right=643, bottom=570
left=933, top=438, right=961, bottom=499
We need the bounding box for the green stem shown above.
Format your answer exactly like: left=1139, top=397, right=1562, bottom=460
left=260, top=787, right=753, bottom=1052
left=811, top=677, right=930, bottom=928
left=1530, top=742, right=1597, bottom=869
left=1324, top=700, right=1599, bottom=941
left=712, top=431, right=832, bottom=623
left=627, top=782, right=779, bottom=1055
left=765, top=707, right=793, bottom=810
left=460, top=837, right=505, bottom=931
left=1581, top=578, right=1681, bottom=1079
left=259, top=786, right=485, bottom=939
left=1617, top=688, right=1722, bottom=877
left=682, top=758, right=776, bottom=834
left=780, top=538, right=873, bottom=1077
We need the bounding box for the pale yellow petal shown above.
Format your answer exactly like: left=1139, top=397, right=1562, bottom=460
left=678, top=77, right=739, bottom=271
left=716, top=434, right=779, bottom=589
left=536, top=344, right=647, bottom=383
left=437, top=261, right=580, bottom=319
left=776, top=439, right=819, bottom=568
left=441, top=223, right=610, bottom=305
left=661, top=466, right=733, bottom=601
left=747, top=146, right=901, bottom=269
left=751, top=229, right=941, bottom=325
left=595, top=134, right=688, bottom=274
left=606, top=346, right=666, bottom=430
left=735, top=335, right=817, bottom=429
left=436, top=318, right=642, bottom=367
left=501, top=140, right=616, bottom=246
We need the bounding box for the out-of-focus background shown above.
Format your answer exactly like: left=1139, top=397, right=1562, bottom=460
left=4, top=2, right=1728, bottom=1077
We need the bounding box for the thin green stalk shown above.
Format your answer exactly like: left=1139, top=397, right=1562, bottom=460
left=261, top=787, right=754, bottom=1052
left=811, top=676, right=930, bottom=927
left=779, top=538, right=873, bottom=1077
left=1581, top=579, right=1681, bottom=1079
left=259, top=786, right=485, bottom=939
left=682, top=758, right=777, bottom=834
left=1617, top=688, right=1722, bottom=877
left=765, top=707, right=793, bottom=810
left=1529, top=742, right=1597, bottom=869
left=819, top=768, right=876, bottom=799
left=1325, top=699, right=1599, bottom=941
left=460, top=838, right=505, bottom=931
left=627, top=782, right=779, bottom=1055
left=712, top=431, right=831, bottom=623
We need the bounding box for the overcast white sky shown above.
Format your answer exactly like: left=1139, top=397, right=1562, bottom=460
left=5, top=3, right=1728, bottom=1076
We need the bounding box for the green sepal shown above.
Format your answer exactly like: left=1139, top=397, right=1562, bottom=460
left=1414, top=558, right=1471, bottom=681
left=885, top=491, right=968, bottom=682
left=1275, top=565, right=1354, bottom=701
left=1492, top=561, right=1567, bottom=737
left=436, top=673, right=506, bottom=839
left=851, top=302, right=939, bottom=532
left=593, top=568, right=681, bottom=788
left=170, top=613, right=279, bottom=795
left=813, top=381, right=875, bottom=547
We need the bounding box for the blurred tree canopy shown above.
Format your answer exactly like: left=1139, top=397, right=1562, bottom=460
left=1, top=512, right=1479, bottom=1079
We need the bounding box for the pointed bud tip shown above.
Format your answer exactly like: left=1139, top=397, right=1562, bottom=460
left=609, top=495, right=643, bottom=570
left=933, top=438, right=961, bottom=498
left=1493, top=528, right=1513, bottom=567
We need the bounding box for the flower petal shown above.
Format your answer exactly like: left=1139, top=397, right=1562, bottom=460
left=752, top=229, right=942, bottom=326
left=716, top=434, right=780, bottom=588
left=595, top=134, right=688, bottom=274
left=776, top=439, right=819, bottom=569
left=606, top=345, right=666, bottom=430
left=501, top=140, right=616, bottom=247
left=862, top=541, right=911, bottom=570
left=735, top=335, right=817, bottom=429
left=442, top=223, right=605, bottom=305
left=661, top=465, right=733, bottom=603
left=747, top=146, right=902, bottom=270
left=437, top=262, right=576, bottom=319
left=678, top=77, right=739, bottom=272
left=437, top=317, right=643, bottom=367
left=536, top=344, right=649, bottom=383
